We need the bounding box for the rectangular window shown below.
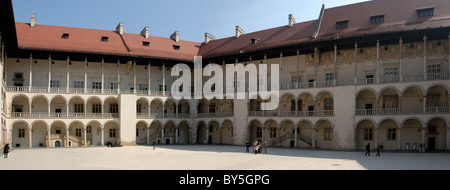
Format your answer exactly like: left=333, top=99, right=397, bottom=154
left=143, top=41, right=150, bottom=47
left=101, top=36, right=109, bottom=42
left=92, top=104, right=101, bottom=113
left=62, top=33, right=69, bottom=39
left=173, top=45, right=181, bottom=50
left=86, top=126, right=92, bottom=134
left=159, top=85, right=167, bottom=92
left=427, top=64, right=441, bottom=80
left=110, top=82, right=118, bottom=90
left=324, top=128, right=333, bottom=140
left=383, top=95, right=399, bottom=109
left=109, top=129, right=116, bottom=138
left=371, top=15, right=385, bottom=24
left=137, top=104, right=142, bottom=113
left=74, top=81, right=84, bottom=88
left=336, top=21, right=349, bottom=29
left=50, top=80, right=60, bottom=88
left=291, top=76, right=297, bottom=88
left=270, top=128, right=277, bottom=138
left=384, top=67, right=399, bottom=82
left=417, top=8, right=434, bottom=18
left=74, top=104, right=84, bottom=113
left=325, top=73, right=334, bottom=86
left=18, top=129, right=25, bottom=138
left=209, top=104, right=216, bottom=113
left=366, top=75, right=374, bottom=84
left=297, top=76, right=303, bottom=88
left=256, top=128, right=262, bottom=138
left=387, top=128, right=397, bottom=140
left=427, top=94, right=440, bottom=107
left=364, top=128, right=373, bottom=140
left=324, top=98, right=333, bottom=111
left=75, top=128, right=82, bottom=137
left=138, top=84, right=148, bottom=91
left=92, top=82, right=102, bottom=90
left=110, top=104, right=118, bottom=113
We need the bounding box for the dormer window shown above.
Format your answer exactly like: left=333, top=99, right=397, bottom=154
left=251, top=38, right=260, bottom=45
left=143, top=41, right=150, bottom=47
left=62, top=33, right=69, bottom=39
left=417, top=8, right=434, bottom=18
left=371, top=15, right=385, bottom=24
left=173, top=45, right=180, bottom=50
left=336, top=20, right=349, bottom=29
left=101, top=36, right=109, bottom=42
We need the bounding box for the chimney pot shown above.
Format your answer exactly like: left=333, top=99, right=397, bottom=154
left=288, top=14, right=296, bottom=27
left=235, top=25, right=245, bottom=38
left=141, top=26, right=149, bottom=39
left=170, top=31, right=180, bottom=43
left=30, top=14, right=36, bottom=28
left=205, top=32, right=215, bottom=44
left=116, top=22, right=124, bottom=35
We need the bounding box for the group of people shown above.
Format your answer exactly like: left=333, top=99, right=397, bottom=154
left=246, top=140, right=267, bottom=154
left=365, top=143, right=381, bottom=157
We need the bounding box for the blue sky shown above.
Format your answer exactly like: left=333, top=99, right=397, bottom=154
left=12, top=0, right=370, bottom=42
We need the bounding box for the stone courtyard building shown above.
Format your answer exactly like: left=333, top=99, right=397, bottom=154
left=0, top=0, right=449, bottom=151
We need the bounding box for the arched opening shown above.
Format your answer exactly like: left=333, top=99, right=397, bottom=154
left=104, top=121, right=119, bottom=147
left=68, top=121, right=85, bottom=147
left=164, top=99, right=176, bottom=118
left=315, top=119, right=333, bottom=149
left=356, top=89, right=376, bottom=115
left=298, top=93, right=314, bottom=116
left=149, top=121, right=163, bottom=144
left=426, top=85, right=449, bottom=113
left=104, top=97, right=119, bottom=118
left=378, top=87, right=400, bottom=115
left=426, top=118, right=448, bottom=151
left=86, top=121, right=102, bottom=146
left=136, top=98, right=149, bottom=118
left=50, top=121, right=67, bottom=147
left=355, top=120, right=376, bottom=150
left=378, top=119, right=399, bottom=150
left=178, top=121, right=190, bottom=144
left=11, top=95, right=29, bottom=117
left=222, top=120, right=234, bottom=145
left=208, top=121, right=220, bottom=144
left=31, top=121, right=48, bottom=147
left=178, top=99, right=190, bottom=118
left=279, top=120, right=294, bottom=147
left=11, top=121, right=29, bottom=148
left=136, top=121, right=148, bottom=145
left=50, top=95, right=67, bottom=117
left=196, top=121, right=207, bottom=144
left=401, top=118, right=423, bottom=151
left=68, top=96, right=85, bottom=117
left=86, top=96, right=102, bottom=118
left=401, top=86, right=424, bottom=114
left=297, top=120, right=314, bottom=148
left=280, top=94, right=295, bottom=116
left=164, top=121, right=176, bottom=144
left=248, top=120, right=262, bottom=143
left=31, top=95, right=48, bottom=117
left=316, top=91, right=334, bottom=116
left=150, top=99, right=163, bottom=118
left=264, top=120, right=278, bottom=146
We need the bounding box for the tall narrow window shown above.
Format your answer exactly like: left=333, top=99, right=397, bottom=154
left=387, top=128, right=397, bottom=140
left=325, top=73, right=334, bottom=86
left=74, top=104, right=84, bottom=113
left=383, top=95, right=399, bottom=109
left=18, top=129, right=25, bottom=138
left=324, top=128, right=333, bottom=140
left=364, top=128, right=373, bottom=141
left=92, top=82, right=102, bottom=90
left=427, top=64, right=441, bottom=80
left=92, top=104, right=101, bottom=113
left=110, top=104, right=118, bottom=113
left=417, top=8, right=434, bottom=18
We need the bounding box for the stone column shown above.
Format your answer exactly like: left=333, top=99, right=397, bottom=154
left=28, top=127, right=32, bottom=148
left=101, top=127, right=105, bottom=147
left=205, top=126, right=209, bottom=144
left=66, top=56, right=70, bottom=93
left=294, top=126, right=298, bottom=148
left=29, top=54, right=32, bottom=91
left=84, top=57, right=87, bottom=93
left=423, top=35, right=428, bottom=80
left=48, top=55, right=52, bottom=92
left=101, top=59, right=104, bottom=94
left=84, top=127, right=87, bottom=147
left=397, top=128, right=402, bottom=151
left=399, top=38, right=403, bottom=81
left=65, top=127, right=69, bottom=147
left=162, top=63, right=166, bottom=96
left=47, top=128, right=51, bottom=148
left=148, top=63, right=151, bottom=95
left=376, top=40, right=380, bottom=83
left=146, top=126, right=150, bottom=145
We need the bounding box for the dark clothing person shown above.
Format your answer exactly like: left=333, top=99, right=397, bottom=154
left=3, top=143, right=10, bottom=158
left=246, top=141, right=250, bottom=152
left=365, top=143, right=370, bottom=156
left=376, top=146, right=381, bottom=157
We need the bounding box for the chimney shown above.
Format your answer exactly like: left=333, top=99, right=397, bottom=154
left=116, top=22, right=124, bottom=35
left=141, top=26, right=149, bottom=39
left=30, top=14, right=36, bottom=28
left=235, top=25, right=245, bottom=38
left=288, top=14, right=296, bottom=27
left=204, top=32, right=215, bottom=44
left=170, top=31, right=179, bottom=43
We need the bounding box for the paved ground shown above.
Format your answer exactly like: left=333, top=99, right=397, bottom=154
left=1, top=145, right=449, bottom=170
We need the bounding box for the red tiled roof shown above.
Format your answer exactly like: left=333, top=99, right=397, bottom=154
left=14, top=0, right=450, bottom=61
left=16, top=22, right=200, bottom=62
left=200, top=0, right=450, bottom=58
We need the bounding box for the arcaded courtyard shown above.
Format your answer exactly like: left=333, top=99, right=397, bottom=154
left=1, top=145, right=450, bottom=170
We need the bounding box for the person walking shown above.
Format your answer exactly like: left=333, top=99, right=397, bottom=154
left=263, top=141, right=267, bottom=154
left=376, top=145, right=381, bottom=157
left=365, top=143, right=370, bottom=156
left=246, top=141, right=250, bottom=152
left=257, top=141, right=261, bottom=153
left=253, top=140, right=258, bottom=154
left=3, top=143, right=10, bottom=158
